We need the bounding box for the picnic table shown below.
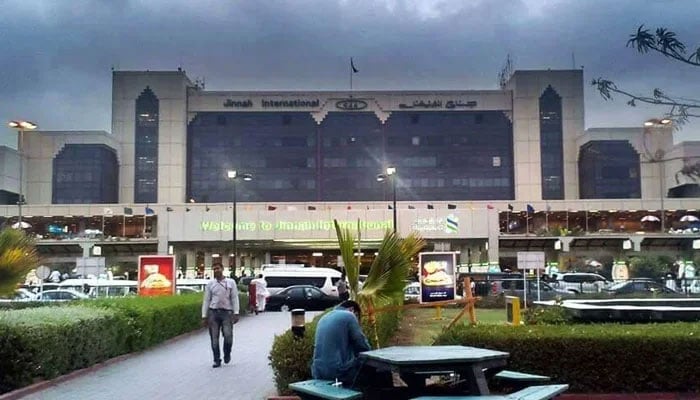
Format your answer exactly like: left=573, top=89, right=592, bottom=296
left=358, top=345, right=509, bottom=397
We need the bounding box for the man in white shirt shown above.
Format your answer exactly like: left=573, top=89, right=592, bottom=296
left=201, top=262, right=240, bottom=368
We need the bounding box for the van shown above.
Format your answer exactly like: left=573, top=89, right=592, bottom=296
left=262, top=267, right=342, bottom=297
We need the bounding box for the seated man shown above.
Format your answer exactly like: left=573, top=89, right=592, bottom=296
left=311, top=300, right=371, bottom=386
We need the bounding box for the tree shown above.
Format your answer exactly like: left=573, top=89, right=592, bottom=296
left=592, top=25, right=700, bottom=182
left=0, top=228, right=40, bottom=296
left=334, top=220, right=425, bottom=347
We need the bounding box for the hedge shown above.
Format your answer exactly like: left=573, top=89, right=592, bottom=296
left=433, top=321, right=700, bottom=393
left=269, top=303, right=403, bottom=395
left=0, top=291, right=249, bottom=395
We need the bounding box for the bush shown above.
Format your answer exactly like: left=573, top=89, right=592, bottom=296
left=522, top=304, right=573, bottom=325
left=0, top=293, right=209, bottom=395
left=0, top=306, right=125, bottom=393
left=433, top=322, right=700, bottom=392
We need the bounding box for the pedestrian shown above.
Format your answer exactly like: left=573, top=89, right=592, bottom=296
left=252, top=274, right=269, bottom=313
left=248, top=278, right=258, bottom=315
left=311, top=300, right=371, bottom=386
left=201, top=262, right=240, bottom=368
left=336, top=271, right=349, bottom=300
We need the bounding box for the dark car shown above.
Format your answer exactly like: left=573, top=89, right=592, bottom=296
left=265, top=285, right=342, bottom=312
left=604, top=279, right=680, bottom=296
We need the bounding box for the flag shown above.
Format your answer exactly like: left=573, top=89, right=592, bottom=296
left=307, top=206, right=316, bottom=211
left=427, top=204, right=434, bottom=210
left=388, top=205, right=393, bottom=210
left=267, top=206, right=277, bottom=211
left=351, top=57, right=359, bottom=73
left=145, top=206, right=155, bottom=216
left=185, top=207, right=191, bottom=212
left=123, top=207, right=133, bottom=216
left=205, top=206, right=210, bottom=212
left=103, top=207, right=114, bottom=216
left=286, top=206, right=297, bottom=211
left=166, top=207, right=174, bottom=212
left=347, top=205, right=352, bottom=210
left=448, top=204, right=457, bottom=210
left=487, top=204, right=495, bottom=210
left=527, top=204, right=535, bottom=214
left=408, top=205, right=415, bottom=210
left=507, top=203, right=514, bottom=211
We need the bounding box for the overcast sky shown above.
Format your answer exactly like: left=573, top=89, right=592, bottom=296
left=1, top=0, right=699, bottom=148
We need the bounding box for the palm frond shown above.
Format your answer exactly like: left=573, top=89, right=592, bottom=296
left=0, top=228, right=40, bottom=296
left=333, top=219, right=360, bottom=297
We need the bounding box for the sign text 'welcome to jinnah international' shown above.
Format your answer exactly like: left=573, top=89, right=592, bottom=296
left=200, top=219, right=392, bottom=232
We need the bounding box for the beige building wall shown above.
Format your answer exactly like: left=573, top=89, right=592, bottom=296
left=112, top=71, right=193, bottom=204
left=506, top=70, right=585, bottom=201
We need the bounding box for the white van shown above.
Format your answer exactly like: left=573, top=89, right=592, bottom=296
left=262, top=267, right=342, bottom=297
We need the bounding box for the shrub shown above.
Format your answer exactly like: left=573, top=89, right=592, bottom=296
left=433, top=322, right=700, bottom=392
left=0, top=306, right=125, bottom=393
left=522, top=304, right=573, bottom=325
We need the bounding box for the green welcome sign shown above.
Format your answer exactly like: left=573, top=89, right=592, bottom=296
left=200, top=219, right=393, bottom=232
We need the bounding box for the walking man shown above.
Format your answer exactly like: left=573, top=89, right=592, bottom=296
left=202, top=262, right=240, bottom=368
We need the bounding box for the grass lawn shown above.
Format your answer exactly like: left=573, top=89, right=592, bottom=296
left=391, top=306, right=508, bottom=346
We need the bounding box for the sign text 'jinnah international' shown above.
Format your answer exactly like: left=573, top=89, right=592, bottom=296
left=200, top=219, right=392, bottom=232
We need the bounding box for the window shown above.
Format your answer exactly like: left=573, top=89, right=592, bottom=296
left=539, top=86, right=564, bottom=200
left=134, top=87, right=159, bottom=203
left=579, top=140, right=641, bottom=199
left=52, top=144, right=119, bottom=204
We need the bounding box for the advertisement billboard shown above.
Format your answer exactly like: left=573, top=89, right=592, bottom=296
left=138, top=255, right=176, bottom=296
left=419, top=252, right=456, bottom=303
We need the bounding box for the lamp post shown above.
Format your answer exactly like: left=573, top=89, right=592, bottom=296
left=227, top=170, right=253, bottom=275
left=377, top=166, right=397, bottom=233
left=8, top=120, right=37, bottom=229
left=643, top=118, right=672, bottom=233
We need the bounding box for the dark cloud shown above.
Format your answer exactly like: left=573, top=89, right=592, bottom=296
left=1, top=0, right=699, bottom=146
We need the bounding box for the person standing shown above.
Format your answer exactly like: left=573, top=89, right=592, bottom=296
left=336, top=271, right=349, bottom=301
left=311, top=300, right=371, bottom=386
left=252, top=274, right=269, bottom=313
left=201, top=262, right=240, bottom=368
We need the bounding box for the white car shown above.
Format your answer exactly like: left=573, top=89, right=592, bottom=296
left=0, top=288, right=39, bottom=302
left=37, top=289, right=90, bottom=301
left=552, top=273, right=609, bottom=294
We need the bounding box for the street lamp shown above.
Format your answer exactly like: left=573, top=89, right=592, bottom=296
left=377, top=166, right=397, bottom=233
left=227, top=170, right=253, bottom=275
left=642, top=118, right=673, bottom=233
left=8, top=120, right=37, bottom=229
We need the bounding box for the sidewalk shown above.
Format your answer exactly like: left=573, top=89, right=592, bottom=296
left=13, top=311, right=319, bottom=400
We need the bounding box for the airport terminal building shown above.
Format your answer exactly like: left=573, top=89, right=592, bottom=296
left=1, top=69, right=698, bottom=275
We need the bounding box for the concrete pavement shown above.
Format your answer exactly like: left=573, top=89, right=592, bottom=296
left=17, top=311, right=319, bottom=400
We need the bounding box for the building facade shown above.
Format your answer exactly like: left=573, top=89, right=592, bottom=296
left=1, top=69, right=698, bottom=275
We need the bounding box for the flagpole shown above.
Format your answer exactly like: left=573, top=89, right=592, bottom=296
left=506, top=210, right=510, bottom=233
left=526, top=210, right=529, bottom=236
left=350, top=57, right=353, bottom=91
left=122, top=214, right=126, bottom=237
left=102, top=214, right=105, bottom=236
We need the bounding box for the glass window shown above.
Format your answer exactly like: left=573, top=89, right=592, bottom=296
left=539, top=86, right=564, bottom=200
left=134, top=87, right=159, bottom=203
left=52, top=144, right=119, bottom=204
left=579, top=140, right=641, bottom=199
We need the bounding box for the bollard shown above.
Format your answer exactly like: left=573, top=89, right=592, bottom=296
left=291, top=309, right=305, bottom=338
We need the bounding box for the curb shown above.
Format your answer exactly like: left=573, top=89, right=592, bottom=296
left=0, top=327, right=207, bottom=400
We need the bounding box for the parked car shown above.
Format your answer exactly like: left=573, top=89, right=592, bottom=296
left=502, top=280, right=574, bottom=303
left=0, top=288, right=38, bottom=302
left=37, top=289, right=90, bottom=301
left=404, top=282, right=420, bottom=302
left=604, top=279, right=680, bottom=296
left=552, top=272, right=609, bottom=294
left=265, top=285, right=342, bottom=312
left=176, top=286, right=200, bottom=295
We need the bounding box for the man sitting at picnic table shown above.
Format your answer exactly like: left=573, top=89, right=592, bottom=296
left=312, top=300, right=371, bottom=386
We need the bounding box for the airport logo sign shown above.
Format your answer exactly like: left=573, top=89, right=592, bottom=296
left=335, top=99, right=368, bottom=111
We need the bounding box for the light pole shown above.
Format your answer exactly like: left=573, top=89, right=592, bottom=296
left=227, top=170, right=253, bottom=275
left=8, top=120, right=37, bottom=229
left=643, top=118, right=672, bottom=233
left=377, top=166, right=397, bottom=233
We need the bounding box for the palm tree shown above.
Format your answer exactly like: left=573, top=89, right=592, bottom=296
left=334, top=220, right=424, bottom=347
left=0, top=228, right=40, bottom=296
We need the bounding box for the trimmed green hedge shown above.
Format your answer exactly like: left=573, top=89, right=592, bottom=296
left=269, top=304, right=403, bottom=395
left=433, top=322, right=700, bottom=393
left=0, top=291, right=248, bottom=394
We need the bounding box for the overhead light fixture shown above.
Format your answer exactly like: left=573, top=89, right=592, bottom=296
left=312, top=252, right=323, bottom=257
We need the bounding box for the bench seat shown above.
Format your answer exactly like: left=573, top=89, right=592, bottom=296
left=289, top=379, right=363, bottom=400
left=410, top=383, right=569, bottom=400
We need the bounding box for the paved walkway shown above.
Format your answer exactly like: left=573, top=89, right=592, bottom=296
left=18, top=311, right=319, bottom=400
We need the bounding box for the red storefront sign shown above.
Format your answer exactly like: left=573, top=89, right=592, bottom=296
left=138, top=255, right=176, bottom=296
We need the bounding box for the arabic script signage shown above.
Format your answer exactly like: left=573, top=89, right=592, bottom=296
left=398, top=100, right=477, bottom=109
